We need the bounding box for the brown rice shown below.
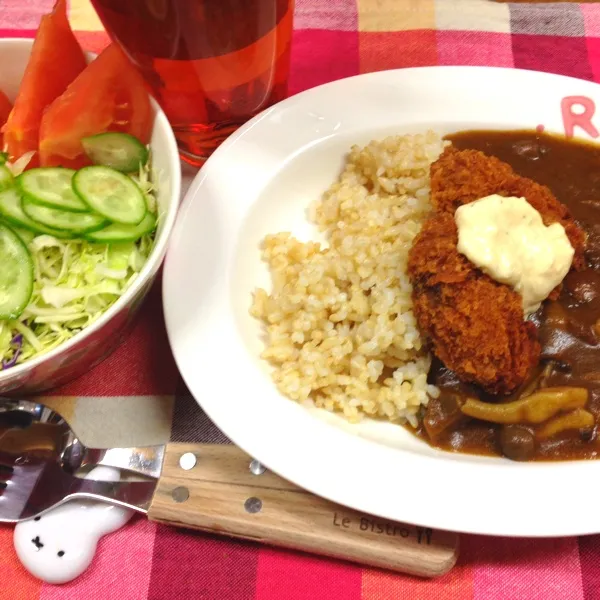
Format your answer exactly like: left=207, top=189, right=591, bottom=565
left=251, top=131, right=447, bottom=426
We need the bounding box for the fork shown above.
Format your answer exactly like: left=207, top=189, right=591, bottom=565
left=0, top=451, right=155, bottom=521
left=0, top=400, right=459, bottom=577
left=0, top=400, right=158, bottom=521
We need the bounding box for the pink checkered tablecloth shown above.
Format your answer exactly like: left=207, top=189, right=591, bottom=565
left=3, top=1, right=600, bottom=598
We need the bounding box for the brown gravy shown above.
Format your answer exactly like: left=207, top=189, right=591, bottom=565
left=412, top=130, right=600, bottom=461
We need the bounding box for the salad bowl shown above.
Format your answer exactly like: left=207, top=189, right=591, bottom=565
left=0, top=37, right=181, bottom=394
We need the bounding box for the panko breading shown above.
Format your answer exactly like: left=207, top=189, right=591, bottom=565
left=431, top=147, right=586, bottom=270
left=408, top=146, right=586, bottom=395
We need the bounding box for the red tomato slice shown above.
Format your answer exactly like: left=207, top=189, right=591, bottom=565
left=0, top=90, right=12, bottom=148
left=2, top=0, right=86, bottom=165
left=39, top=44, right=153, bottom=169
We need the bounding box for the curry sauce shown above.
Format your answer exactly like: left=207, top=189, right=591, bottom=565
left=412, top=129, right=600, bottom=461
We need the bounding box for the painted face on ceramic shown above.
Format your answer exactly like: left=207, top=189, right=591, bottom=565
left=13, top=466, right=133, bottom=584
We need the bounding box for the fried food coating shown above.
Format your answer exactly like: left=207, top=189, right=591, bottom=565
left=408, top=147, right=586, bottom=395
left=430, top=147, right=586, bottom=269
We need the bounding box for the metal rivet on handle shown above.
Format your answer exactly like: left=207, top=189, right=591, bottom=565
left=179, top=452, right=197, bottom=471
left=244, top=497, right=262, bottom=513
left=172, top=486, right=189, bottom=503
left=249, top=459, right=266, bottom=476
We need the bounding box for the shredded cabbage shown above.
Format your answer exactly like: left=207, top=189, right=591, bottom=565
left=0, top=233, right=155, bottom=366
left=0, top=153, right=158, bottom=369
left=0, top=322, right=12, bottom=358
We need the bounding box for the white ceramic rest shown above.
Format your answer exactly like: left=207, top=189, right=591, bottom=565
left=14, top=466, right=134, bottom=584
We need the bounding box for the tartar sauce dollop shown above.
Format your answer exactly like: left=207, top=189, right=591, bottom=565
left=455, top=194, right=574, bottom=316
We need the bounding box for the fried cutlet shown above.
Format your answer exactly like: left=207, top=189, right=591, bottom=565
left=431, top=147, right=586, bottom=269
left=408, top=146, right=586, bottom=395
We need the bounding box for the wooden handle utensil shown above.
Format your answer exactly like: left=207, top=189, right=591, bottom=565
left=147, top=443, right=459, bottom=577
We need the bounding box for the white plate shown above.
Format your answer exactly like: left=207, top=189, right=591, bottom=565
left=163, top=66, right=600, bottom=537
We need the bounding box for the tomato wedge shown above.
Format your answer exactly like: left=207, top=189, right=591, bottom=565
left=39, top=44, right=153, bottom=169
left=2, top=0, right=86, bottom=165
left=0, top=90, right=12, bottom=148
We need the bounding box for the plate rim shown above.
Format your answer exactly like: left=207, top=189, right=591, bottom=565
left=163, top=65, right=600, bottom=538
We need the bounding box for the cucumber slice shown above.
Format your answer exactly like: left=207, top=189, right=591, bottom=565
left=84, top=212, right=156, bottom=243
left=73, top=166, right=146, bottom=225
left=0, top=223, right=33, bottom=319
left=0, top=188, right=72, bottom=238
left=0, top=165, right=13, bottom=192
left=82, top=133, right=148, bottom=173
left=22, top=197, right=107, bottom=233
left=10, top=226, right=35, bottom=245
left=18, top=167, right=88, bottom=212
